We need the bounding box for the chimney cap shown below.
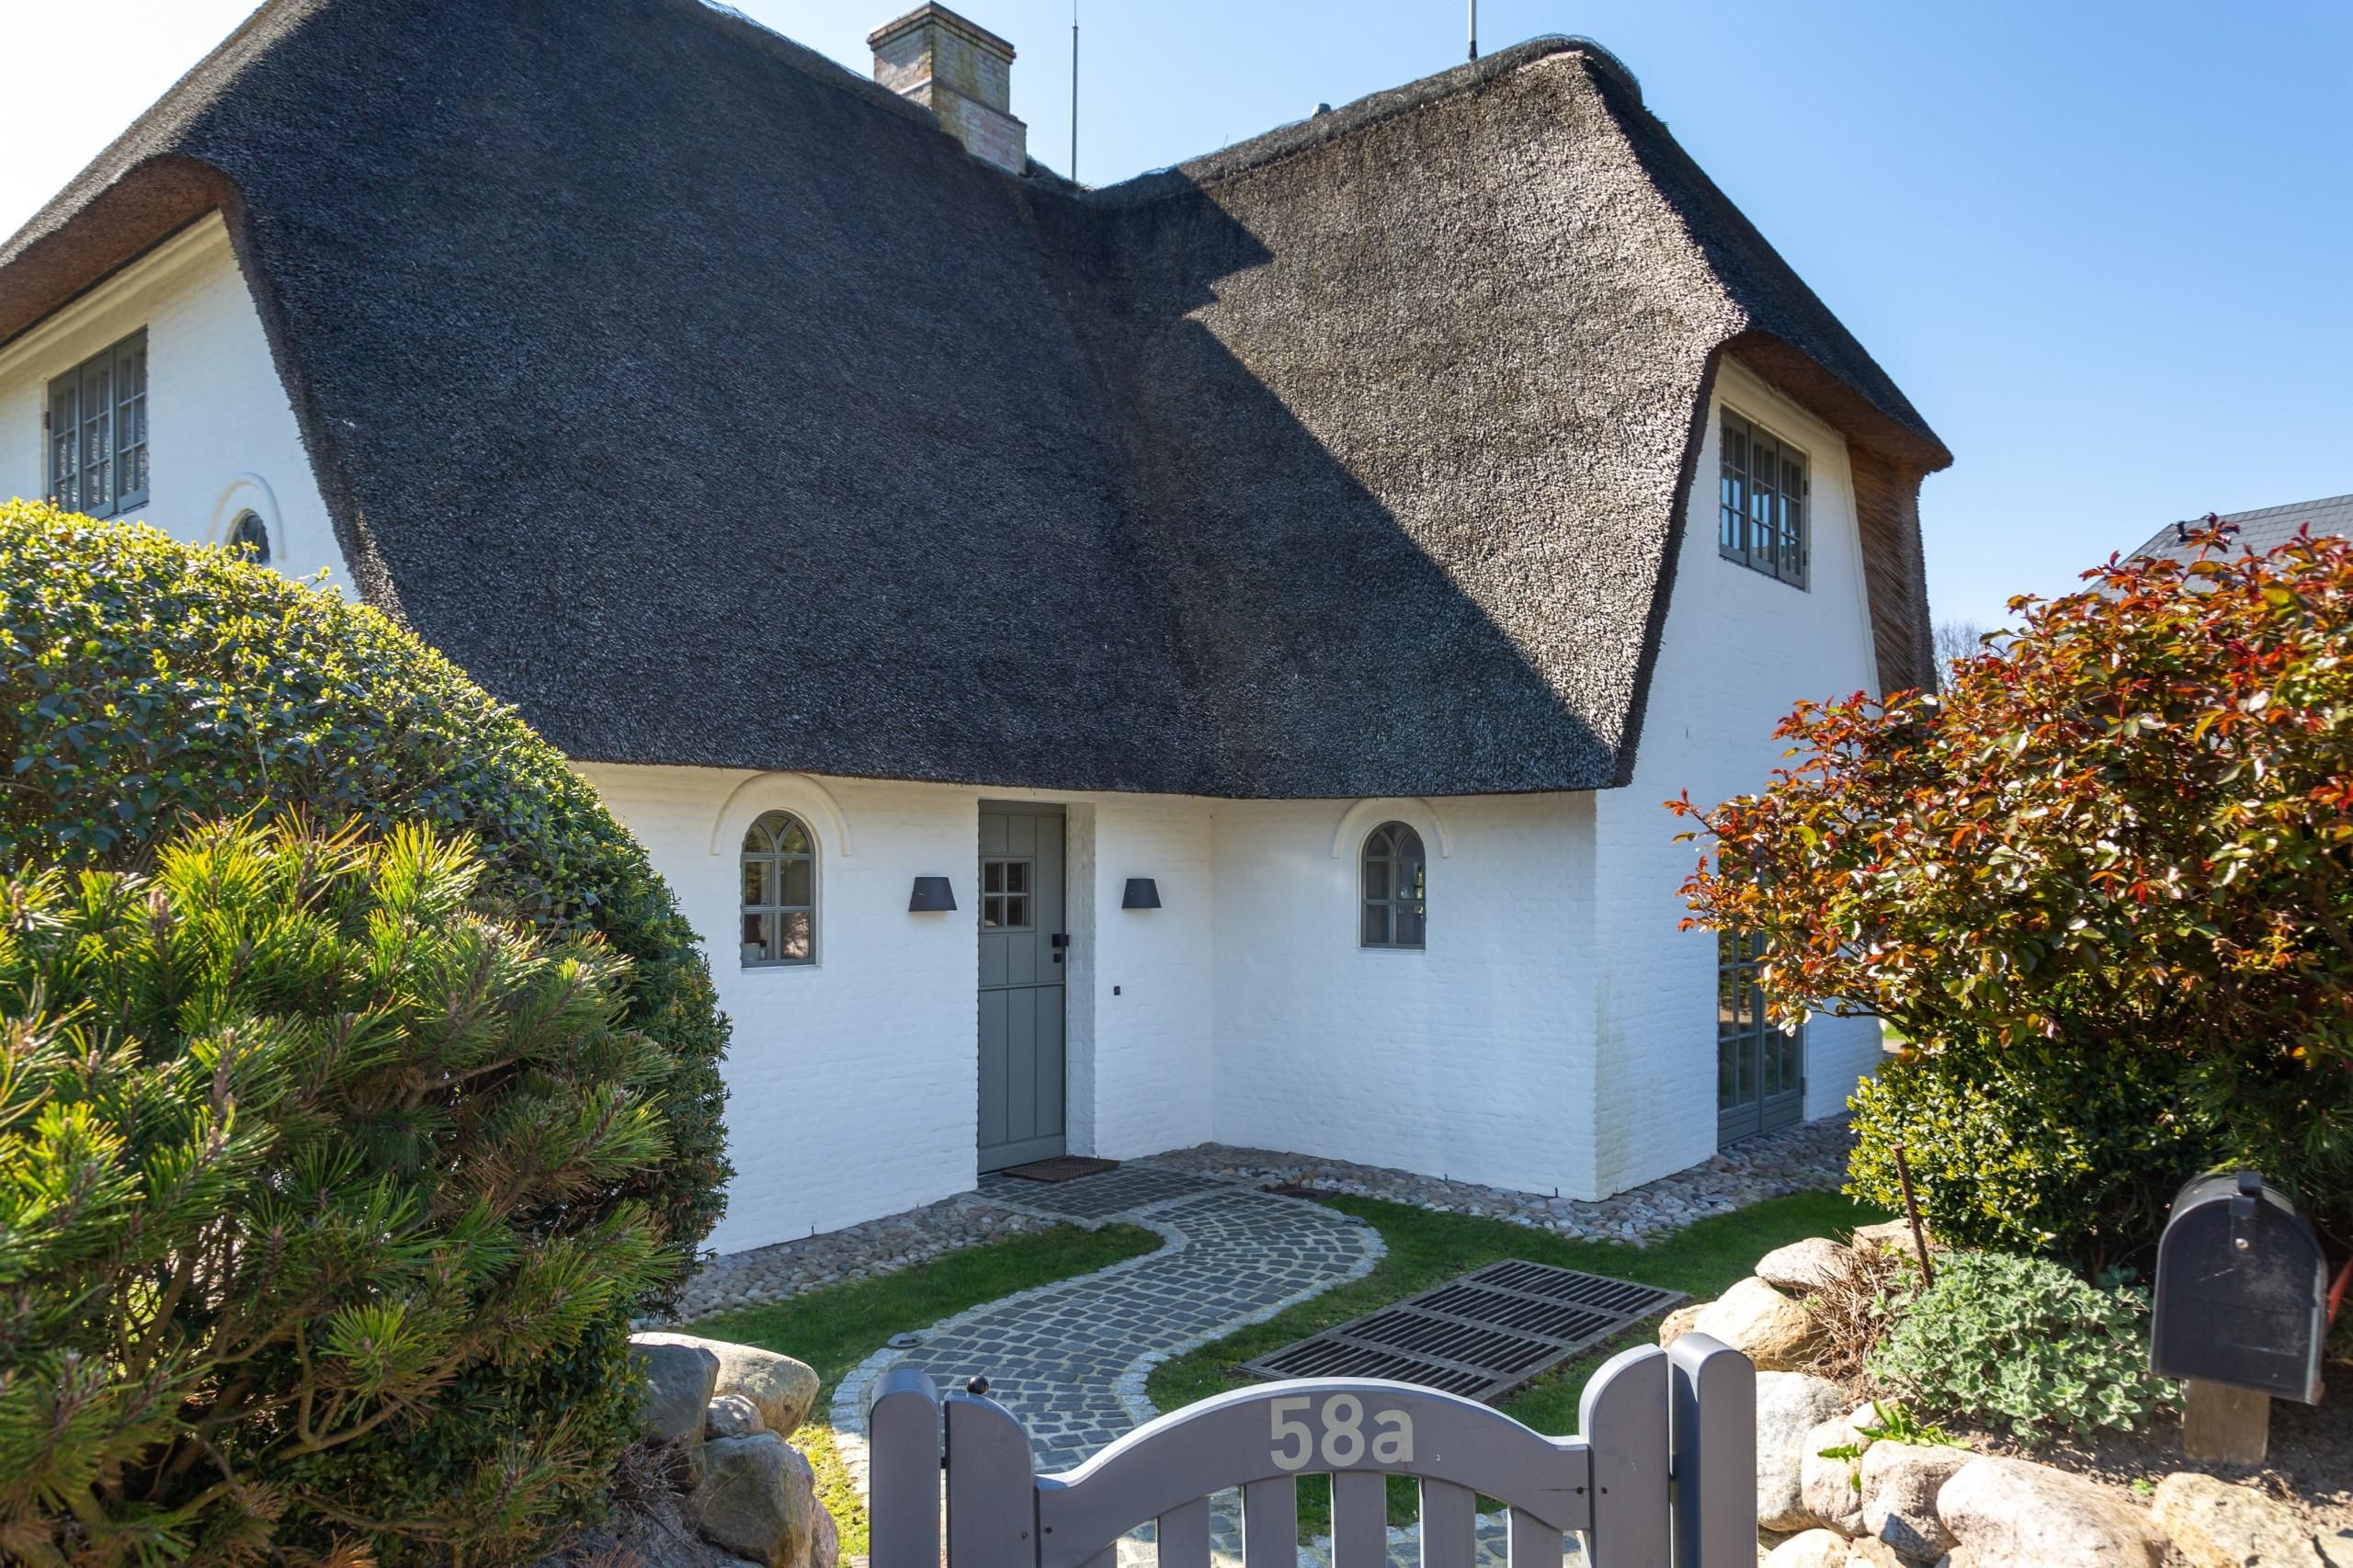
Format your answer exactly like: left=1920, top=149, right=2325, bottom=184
left=867, top=4, right=1016, bottom=62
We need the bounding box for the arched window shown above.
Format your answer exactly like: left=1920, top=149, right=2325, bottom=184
left=227, top=508, right=271, bottom=565
left=741, top=810, right=815, bottom=965
left=1360, top=822, right=1427, bottom=949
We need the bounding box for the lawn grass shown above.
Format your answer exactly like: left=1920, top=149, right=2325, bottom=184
left=684, top=1221, right=1163, bottom=1557
left=1146, top=1188, right=1891, bottom=1531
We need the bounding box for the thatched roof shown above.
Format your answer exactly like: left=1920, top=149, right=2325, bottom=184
left=0, top=0, right=1950, bottom=797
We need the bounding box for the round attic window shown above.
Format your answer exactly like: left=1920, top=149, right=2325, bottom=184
left=226, top=509, right=271, bottom=565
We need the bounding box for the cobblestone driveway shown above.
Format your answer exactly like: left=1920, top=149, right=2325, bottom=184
left=832, top=1164, right=1382, bottom=1476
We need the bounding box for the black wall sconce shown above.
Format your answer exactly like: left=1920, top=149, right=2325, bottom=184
left=1121, top=877, right=1161, bottom=910
left=908, top=876, right=957, bottom=913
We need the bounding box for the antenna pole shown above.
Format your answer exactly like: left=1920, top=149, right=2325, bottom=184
left=1070, top=3, right=1079, bottom=181
left=1467, top=0, right=1477, bottom=60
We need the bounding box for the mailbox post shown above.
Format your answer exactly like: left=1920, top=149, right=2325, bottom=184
left=2149, top=1170, right=2328, bottom=1464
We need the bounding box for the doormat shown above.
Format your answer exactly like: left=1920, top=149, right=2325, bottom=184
left=999, top=1156, right=1121, bottom=1184
left=1240, top=1258, right=1681, bottom=1403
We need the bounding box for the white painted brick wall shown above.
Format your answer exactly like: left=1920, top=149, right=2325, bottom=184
left=1588, top=358, right=1887, bottom=1197
left=1086, top=796, right=1217, bottom=1156
left=1208, top=794, right=1600, bottom=1199
left=0, top=217, right=352, bottom=589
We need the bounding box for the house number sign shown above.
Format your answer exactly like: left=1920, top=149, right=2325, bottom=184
left=1268, top=1393, right=1414, bottom=1471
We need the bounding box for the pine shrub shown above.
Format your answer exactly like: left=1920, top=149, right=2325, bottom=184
left=0, top=501, right=729, bottom=1271
left=0, top=822, right=676, bottom=1564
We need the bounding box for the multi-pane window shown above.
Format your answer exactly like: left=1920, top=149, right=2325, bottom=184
left=1718, top=927, right=1802, bottom=1142
left=227, top=509, right=271, bottom=565
left=740, top=810, right=815, bottom=965
left=1360, top=821, right=1427, bottom=949
left=981, top=858, right=1031, bottom=929
left=47, top=329, right=149, bottom=519
left=1718, top=411, right=1806, bottom=587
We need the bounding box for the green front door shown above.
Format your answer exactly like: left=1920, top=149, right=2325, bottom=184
left=976, top=801, right=1068, bottom=1173
left=1718, top=928, right=1803, bottom=1144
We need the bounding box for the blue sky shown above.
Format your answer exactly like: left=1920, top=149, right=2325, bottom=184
left=7, top=1, right=2347, bottom=629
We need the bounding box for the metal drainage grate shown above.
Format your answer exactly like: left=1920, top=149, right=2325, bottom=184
left=1240, top=1259, right=1683, bottom=1403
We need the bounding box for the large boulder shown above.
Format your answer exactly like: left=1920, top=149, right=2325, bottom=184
left=2322, top=1521, right=2353, bottom=1568
left=1656, top=1301, right=1707, bottom=1348
left=809, top=1494, right=841, bottom=1568
left=633, top=1337, right=722, bottom=1444
left=1756, top=1237, right=1852, bottom=1295
left=706, top=1392, right=767, bottom=1440
left=1936, top=1457, right=2164, bottom=1568
left=1757, top=1372, right=1849, bottom=1530
left=638, top=1333, right=822, bottom=1437
left=1850, top=1221, right=1933, bottom=1257
left=1690, top=1277, right=1817, bottom=1370
left=1859, top=1441, right=1973, bottom=1561
left=1763, top=1530, right=1859, bottom=1568
left=688, top=1432, right=819, bottom=1568
left=1799, top=1405, right=1879, bottom=1537
left=2151, top=1472, right=2325, bottom=1568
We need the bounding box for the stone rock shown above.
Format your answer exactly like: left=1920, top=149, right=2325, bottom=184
left=2152, top=1472, right=2324, bottom=1568
left=1762, top=1529, right=1855, bottom=1568
left=1757, top=1371, right=1850, bottom=1530
left=1931, top=1553, right=1977, bottom=1568
left=688, top=1432, right=816, bottom=1568
left=1692, top=1277, right=1818, bottom=1371
left=1799, top=1405, right=1879, bottom=1537
left=631, top=1336, right=721, bottom=1444
left=1936, top=1456, right=2165, bottom=1568
left=707, top=1392, right=767, bottom=1440
left=638, top=1334, right=821, bottom=1437
left=1658, top=1301, right=1707, bottom=1348
left=1859, top=1441, right=1973, bottom=1561
left=1756, top=1237, right=1852, bottom=1295
left=809, top=1496, right=840, bottom=1568
left=1843, top=1542, right=1904, bottom=1568
left=1850, top=1221, right=1933, bottom=1258
left=2320, top=1523, right=2353, bottom=1568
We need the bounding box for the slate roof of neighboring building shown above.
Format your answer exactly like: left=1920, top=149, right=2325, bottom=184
left=0, top=0, right=1951, bottom=799
left=2129, top=494, right=2353, bottom=566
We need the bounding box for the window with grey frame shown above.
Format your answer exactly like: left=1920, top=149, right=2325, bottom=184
left=1717, top=926, right=1802, bottom=1143
left=740, top=810, right=815, bottom=965
left=47, top=329, right=149, bottom=520
left=1360, top=821, right=1427, bottom=949
left=1718, top=410, right=1807, bottom=587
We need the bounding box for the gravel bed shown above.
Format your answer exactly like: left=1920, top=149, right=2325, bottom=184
left=675, top=1192, right=1050, bottom=1319
left=1145, top=1116, right=1855, bottom=1243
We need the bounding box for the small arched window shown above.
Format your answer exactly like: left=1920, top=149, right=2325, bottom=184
left=741, top=810, right=815, bottom=966
left=227, top=508, right=271, bottom=565
left=1360, top=822, right=1427, bottom=949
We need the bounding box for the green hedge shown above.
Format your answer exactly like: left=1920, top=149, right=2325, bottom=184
left=0, top=499, right=730, bottom=1267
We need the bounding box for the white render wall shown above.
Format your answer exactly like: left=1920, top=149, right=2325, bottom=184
left=1208, top=795, right=1597, bottom=1198
left=1587, top=357, right=1887, bottom=1198
left=0, top=216, right=351, bottom=589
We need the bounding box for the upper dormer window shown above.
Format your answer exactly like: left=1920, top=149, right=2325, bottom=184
left=47, top=328, right=149, bottom=519
left=1718, top=411, right=1807, bottom=588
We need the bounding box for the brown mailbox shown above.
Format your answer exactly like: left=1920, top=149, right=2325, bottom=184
left=2150, top=1170, right=2326, bottom=1404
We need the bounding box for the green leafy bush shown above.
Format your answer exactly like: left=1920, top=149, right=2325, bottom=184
left=0, top=501, right=728, bottom=1269
left=1847, top=1038, right=2219, bottom=1268
left=0, top=821, right=676, bottom=1565
left=1673, top=526, right=2353, bottom=1261
left=1867, top=1252, right=2171, bottom=1441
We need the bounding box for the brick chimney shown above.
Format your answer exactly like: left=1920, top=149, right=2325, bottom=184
left=869, top=5, right=1028, bottom=174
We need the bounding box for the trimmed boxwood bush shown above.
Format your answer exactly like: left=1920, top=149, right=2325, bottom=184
left=0, top=822, right=675, bottom=1563
left=0, top=500, right=729, bottom=1266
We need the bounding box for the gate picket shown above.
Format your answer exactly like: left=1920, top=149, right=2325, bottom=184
left=1331, top=1471, right=1386, bottom=1567
left=1156, top=1496, right=1211, bottom=1568
left=1417, top=1479, right=1475, bottom=1568
left=1242, top=1477, right=1297, bottom=1568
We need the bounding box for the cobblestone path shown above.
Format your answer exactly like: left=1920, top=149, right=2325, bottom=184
left=832, top=1163, right=1383, bottom=1476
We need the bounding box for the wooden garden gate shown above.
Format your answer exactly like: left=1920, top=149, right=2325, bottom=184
left=868, top=1333, right=1756, bottom=1568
